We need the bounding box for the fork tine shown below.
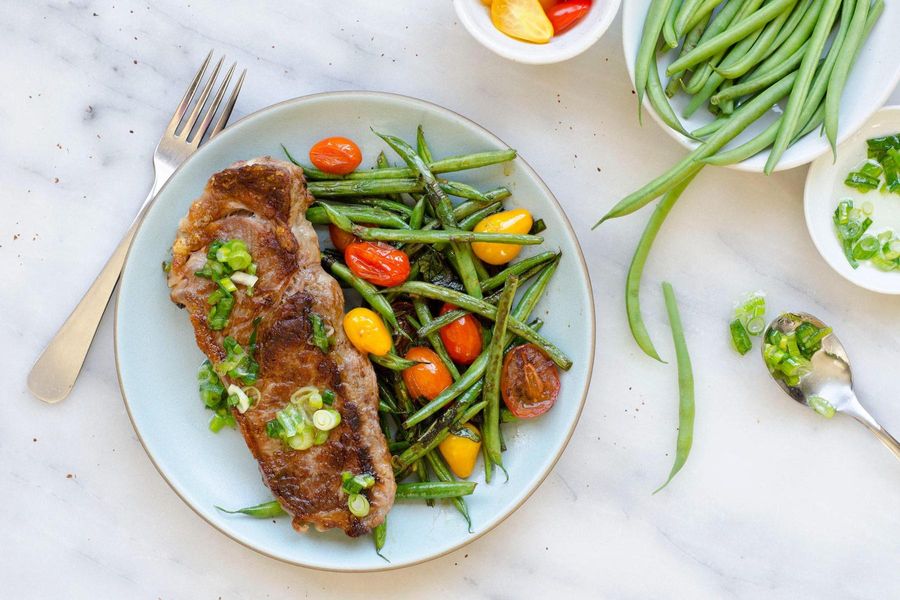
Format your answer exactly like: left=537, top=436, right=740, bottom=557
left=190, top=62, right=235, bottom=148
left=210, top=69, right=246, bottom=139
left=181, top=55, right=224, bottom=139
left=166, top=50, right=212, bottom=136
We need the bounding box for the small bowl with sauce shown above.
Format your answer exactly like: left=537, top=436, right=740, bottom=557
left=805, top=106, right=900, bottom=295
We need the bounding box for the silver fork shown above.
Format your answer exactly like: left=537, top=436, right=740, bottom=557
left=27, top=51, right=246, bottom=403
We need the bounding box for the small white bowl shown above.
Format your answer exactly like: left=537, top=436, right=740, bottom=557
left=805, top=106, right=900, bottom=295
left=454, top=0, right=621, bottom=65
left=622, top=0, right=900, bottom=172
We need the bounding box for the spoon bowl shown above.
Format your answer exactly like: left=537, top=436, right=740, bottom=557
left=763, top=312, right=900, bottom=461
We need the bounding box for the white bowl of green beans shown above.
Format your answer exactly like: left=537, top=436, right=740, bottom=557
left=622, top=0, right=900, bottom=173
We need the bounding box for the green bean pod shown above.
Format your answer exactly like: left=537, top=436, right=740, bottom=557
left=424, top=450, right=473, bottom=531
left=395, top=481, right=477, bottom=500
left=216, top=500, right=286, bottom=518
left=825, top=0, right=870, bottom=157
left=654, top=282, right=695, bottom=493
left=636, top=0, right=676, bottom=118
left=626, top=172, right=698, bottom=361
left=482, top=276, right=518, bottom=467
left=307, top=203, right=409, bottom=229
left=765, top=0, right=842, bottom=174
left=413, top=299, right=461, bottom=380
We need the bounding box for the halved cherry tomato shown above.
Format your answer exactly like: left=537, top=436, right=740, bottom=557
left=344, top=241, right=410, bottom=287
left=402, top=347, right=453, bottom=401
left=546, top=0, right=591, bottom=34
left=309, top=136, right=362, bottom=175
left=501, top=343, right=560, bottom=418
left=328, top=224, right=359, bottom=251
left=438, top=303, right=483, bottom=366
left=491, top=0, right=554, bottom=44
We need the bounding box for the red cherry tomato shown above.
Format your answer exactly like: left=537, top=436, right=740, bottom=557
left=344, top=241, right=410, bottom=287
left=402, top=347, right=453, bottom=401
left=501, top=343, right=560, bottom=418
left=438, top=303, right=483, bottom=366
left=546, top=0, right=591, bottom=34
left=309, top=136, right=362, bottom=175
left=328, top=224, right=359, bottom=251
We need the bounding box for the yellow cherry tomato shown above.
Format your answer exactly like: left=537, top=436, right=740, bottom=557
left=472, top=208, right=534, bottom=265
left=343, top=307, right=391, bottom=356
left=438, top=423, right=482, bottom=479
left=491, top=0, right=554, bottom=44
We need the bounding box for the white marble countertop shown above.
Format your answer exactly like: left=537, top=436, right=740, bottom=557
left=5, top=1, right=900, bottom=598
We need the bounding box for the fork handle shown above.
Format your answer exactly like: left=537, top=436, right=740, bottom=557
left=27, top=206, right=144, bottom=403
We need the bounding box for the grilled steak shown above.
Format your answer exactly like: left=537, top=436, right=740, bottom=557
left=167, top=157, right=395, bottom=536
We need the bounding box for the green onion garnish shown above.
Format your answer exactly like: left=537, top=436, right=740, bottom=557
left=808, top=396, right=836, bottom=419
left=347, top=493, right=370, bottom=518
left=309, top=313, right=332, bottom=354
left=312, top=408, right=341, bottom=431
left=730, top=319, right=752, bottom=355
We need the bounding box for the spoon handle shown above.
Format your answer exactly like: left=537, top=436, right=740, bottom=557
left=859, top=421, right=900, bottom=462
left=844, top=401, right=900, bottom=462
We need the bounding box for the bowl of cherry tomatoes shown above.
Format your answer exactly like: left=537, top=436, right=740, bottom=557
left=454, top=0, right=620, bottom=64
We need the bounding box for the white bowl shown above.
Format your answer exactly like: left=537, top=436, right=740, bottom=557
left=622, top=0, right=900, bottom=172
left=454, top=0, right=621, bottom=64
left=805, top=105, right=900, bottom=295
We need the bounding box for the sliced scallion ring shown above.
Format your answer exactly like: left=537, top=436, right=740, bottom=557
left=746, top=317, right=766, bottom=336
left=347, top=493, right=370, bottom=518
left=227, top=384, right=251, bottom=414
left=230, top=271, right=258, bottom=288
left=312, top=408, right=341, bottom=431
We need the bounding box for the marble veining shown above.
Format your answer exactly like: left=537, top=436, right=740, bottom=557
left=3, top=1, right=900, bottom=598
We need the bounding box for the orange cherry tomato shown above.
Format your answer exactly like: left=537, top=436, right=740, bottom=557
left=309, top=136, right=362, bottom=175
left=402, top=347, right=453, bottom=402
left=328, top=224, right=359, bottom=251
left=438, top=303, right=483, bottom=366
left=344, top=241, right=410, bottom=287
left=546, top=0, right=591, bottom=35
left=501, top=343, right=560, bottom=418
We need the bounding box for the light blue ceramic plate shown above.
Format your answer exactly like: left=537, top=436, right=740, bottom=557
left=115, top=91, right=595, bottom=571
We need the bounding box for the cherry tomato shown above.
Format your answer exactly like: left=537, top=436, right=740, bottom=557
left=343, top=308, right=391, bottom=356
left=438, top=303, right=483, bottom=366
left=309, top=136, right=362, bottom=175
left=438, top=423, right=481, bottom=479
left=501, top=343, right=560, bottom=418
left=491, top=0, right=553, bottom=44
left=328, top=224, right=359, bottom=251
left=344, top=241, right=411, bottom=287
left=402, top=347, right=453, bottom=402
left=546, top=0, right=591, bottom=35
left=472, top=208, right=534, bottom=266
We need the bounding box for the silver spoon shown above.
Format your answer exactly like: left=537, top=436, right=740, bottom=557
left=763, top=312, right=900, bottom=461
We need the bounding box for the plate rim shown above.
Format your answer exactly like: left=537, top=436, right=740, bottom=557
left=113, top=89, right=597, bottom=572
